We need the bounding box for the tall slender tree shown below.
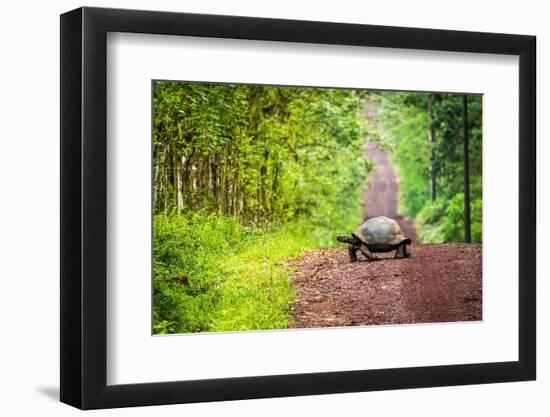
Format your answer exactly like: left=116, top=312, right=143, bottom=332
left=463, top=94, right=471, bottom=243
left=427, top=95, right=437, bottom=201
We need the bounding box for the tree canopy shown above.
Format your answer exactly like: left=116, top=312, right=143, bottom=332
left=153, top=81, right=368, bottom=233
left=376, top=92, right=482, bottom=243
left=152, top=81, right=369, bottom=333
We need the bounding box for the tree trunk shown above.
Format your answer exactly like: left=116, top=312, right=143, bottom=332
left=208, top=157, right=213, bottom=199
left=260, top=149, right=269, bottom=227
left=153, top=146, right=161, bottom=213
left=271, top=160, right=280, bottom=224
left=463, top=95, right=471, bottom=243
left=170, top=145, right=177, bottom=211
left=163, top=147, right=169, bottom=213
left=175, top=154, right=185, bottom=212
left=427, top=95, right=437, bottom=201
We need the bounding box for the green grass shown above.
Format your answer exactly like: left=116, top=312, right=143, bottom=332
left=153, top=210, right=361, bottom=334
left=210, top=225, right=316, bottom=332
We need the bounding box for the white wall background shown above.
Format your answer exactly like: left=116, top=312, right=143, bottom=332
left=0, top=0, right=545, bottom=415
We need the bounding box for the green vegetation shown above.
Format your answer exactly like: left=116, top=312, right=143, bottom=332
left=153, top=213, right=349, bottom=334
left=376, top=92, right=482, bottom=243
left=153, top=82, right=367, bottom=333
left=152, top=81, right=483, bottom=334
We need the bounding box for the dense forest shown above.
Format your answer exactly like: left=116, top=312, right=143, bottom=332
left=153, top=82, right=368, bottom=333
left=376, top=92, right=482, bottom=243
left=152, top=81, right=482, bottom=334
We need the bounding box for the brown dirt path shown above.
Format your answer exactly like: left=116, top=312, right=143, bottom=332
left=288, top=101, right=482, bottom=329
left=289, top=244, right=482, bottom=328
left=362, top=101, right=416, bottom=241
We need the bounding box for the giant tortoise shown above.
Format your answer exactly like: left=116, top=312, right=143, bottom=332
left=337, top=216, right=411, bottom=262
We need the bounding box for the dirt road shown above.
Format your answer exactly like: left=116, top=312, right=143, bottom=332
left=288, top=101, right=482, bottom=328
left=289, top=244, right=482, bottom=328
left=363, top=101, right=416, bottom=241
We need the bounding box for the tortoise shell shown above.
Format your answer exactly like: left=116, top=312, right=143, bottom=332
left=353, top=216, right=410, bottom=249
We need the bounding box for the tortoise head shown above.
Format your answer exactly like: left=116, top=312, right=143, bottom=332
left=337, top=234, right=359, bottom=244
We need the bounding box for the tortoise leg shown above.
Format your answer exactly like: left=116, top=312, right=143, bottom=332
left=348, top=244, right=358, bottom=263
left=404, top=244, right=411, bottom=258
left=394, top=243, right=406, bottom=259
left=359, top=243, right=377, bottom=261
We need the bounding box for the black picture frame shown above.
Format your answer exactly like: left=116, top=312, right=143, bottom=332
left=60, top=6, right=536, bottom=410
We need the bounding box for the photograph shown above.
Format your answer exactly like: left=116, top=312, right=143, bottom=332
left=51, top=2, right=538, bottom=412
left=152, top=81, right=483, bottom=335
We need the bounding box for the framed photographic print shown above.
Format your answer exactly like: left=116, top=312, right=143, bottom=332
left=60, top=6, right=536, bottom=409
